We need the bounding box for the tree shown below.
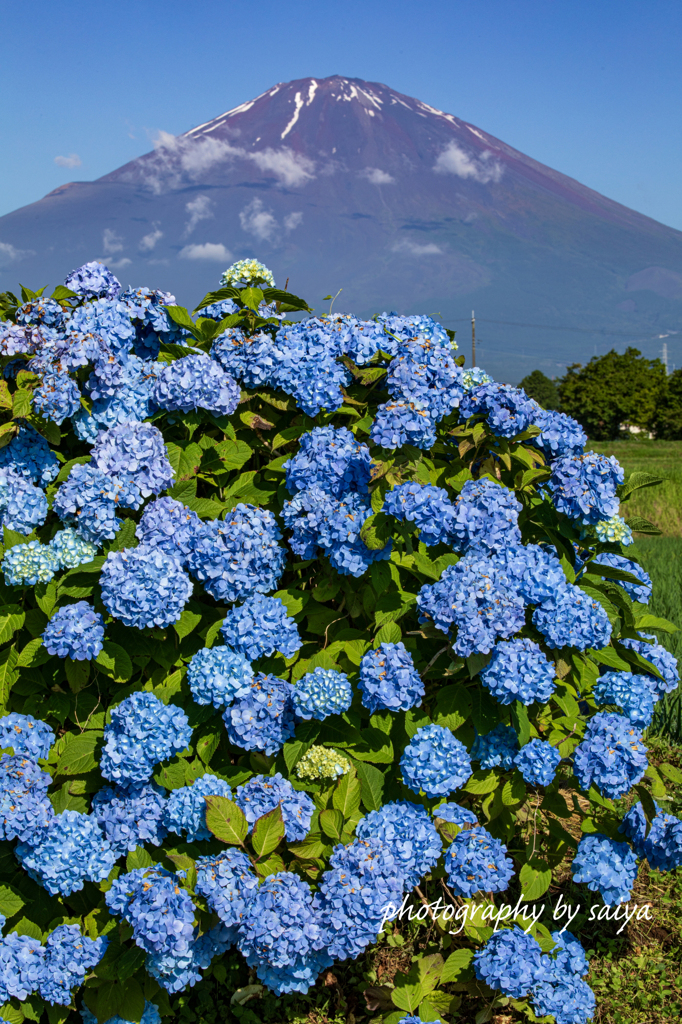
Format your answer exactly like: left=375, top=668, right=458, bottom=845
left=652, top=368, right=682, bottom=439
left=558, top=347, right=665, bottom=440
left=518, top=370, right=560, bottom=409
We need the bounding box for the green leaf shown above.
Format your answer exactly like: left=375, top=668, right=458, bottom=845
left=502, top=774, right=526, bottom=806
left=374, top=621, right=402, bottom=646
left=360, top=511, right=392, bottom=551
left=126, top=847, right=154, bottom=870
left=625, top=514, right=661, bottom=535
left=0, top=1003, right=24, bottom=1024
left=56, top=732, right=100, bottom=776
left=0, top=884, right=25, bottom=919
left=204, top=795, right=248, bottom=844
left=633, top=612, right=678, bottom=634
left=0, top=420, right=18, bottom=449
left=434, top=685, right=472, bottom=731
left=634, top=784, right=658, bottom=827
left=12, top=389, right=33, bottom=418
left=319, top=807, right=345, bottom=841
left=173, top=606, right=203, bottom=640
left=165, top=305, right=200, bottom=336
left=96, top=979, right=145, bottom=1024
left=660, top=762, right=682, bottom=785
left=470, top=689, right=500, bottom=734
left=65, top=657, right=90, bottom=692
left=254, top=853, right=286, bottom=880
left=520, top=860, right=552, bottom=900
left=391, top=954, right=444, bottom=1012
left=240, top=286, right=264, bottom=311
left=195, top=728, right=222, bottom=765
left=354, top=760, right=385, bottom=811
left=3, top=525, right=28, bottom=551
left=0, top=646, right=19, bottom=711
left=252, top=805, right=286, bottom=857
left=332, top=770, right=362, bottom=817
left=511, top=702, right=531, bottom=745
left=441, top=948, right=474, bottom=984
left=0, top=604, right=25, bottom=645
left=96, top=641, right=133, bottom=682
left=590, top=646, right=631, bottom=673
left=620, top=471, right=663, bottom=499
left=464, top=769, right=499, bottom=795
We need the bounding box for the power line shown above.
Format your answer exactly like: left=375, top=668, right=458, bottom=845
left=443, top=316, right=678, bottom=340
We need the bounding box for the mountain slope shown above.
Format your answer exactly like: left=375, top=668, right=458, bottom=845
left=1, top=75, right=681, bottom=380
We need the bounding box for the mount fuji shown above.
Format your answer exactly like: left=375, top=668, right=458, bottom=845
left=2, top=75, right=682, bottom=380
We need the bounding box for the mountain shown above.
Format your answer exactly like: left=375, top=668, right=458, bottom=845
left=2, top=74, right=681, bottom=380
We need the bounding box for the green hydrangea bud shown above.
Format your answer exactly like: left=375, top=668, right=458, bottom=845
left=295, top=745, right=352, bottom=782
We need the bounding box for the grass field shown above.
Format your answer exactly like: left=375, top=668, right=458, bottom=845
left=591, top=439, right=682, bottom=536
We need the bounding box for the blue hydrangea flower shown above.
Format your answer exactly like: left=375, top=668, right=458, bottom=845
left=480, top=639, right=557, bottom=705
left=75, top=353, right=159, bottom=440
left=474, top=926, right=544, bottom=998
left=356, top=801, right=442, bottom=889
left=187, top=646, right=253, bottom=709
left=595, top=515, right=633, bottom=546
left=0, top=470, right=48, bottom=535
left=100, top=547, right=193, bottom=629
left=503, top=543, right=567, bottom=605
left=42, top=601, right=105, bottom=660
left=186, top=504, right=285, bottom=603
left=572, top=833, right=638, bottom=905
left=0, top=713, right=54, bottom=760
left=225, top=673, right=296, bottom=756
left=370, top=400, right=436, bottom=450
left=68, top=298, right=135, bottom=356
left=100, top=692, right=192, bottom=785
left=461, top=366, right=493, bottom=390
left=235, top=773, right=315, bottom=842
left=198, top=298, right=238, bottom=320
left=471, top=724, right=519, bottom=769
left=417, top=552, right=526, bottom=655
left=378, top=312, right=452, bottom=352
left=33, top=371, right=81, bottom=425
left=284, top=425, right=372, bottom=498
left=0, top=931, right=46, bottom=1003
left=64, top=261, right=121, bottom=300
left=53, top=462, right=141, bottom=545
left=48, top=528, right=99, bottom=568
left=163, top=774, right=233, bottom=842
left=433, top=802, right=478, bottom=826
left=106, top=865, right=195, bottom=956
left=92, top=782, right=168, bottom=855
left=151, top=353, right=240, bottom=416
left=146, top=925, right=233, bottom=995
left=532, top=409, right=587, bottom=460
left=272, top=320, right=351, bottom=416
left=460, top=382, right=540, bottom=438
left=573, top=712, right=648, bottom=799
left=38, top=925, right=107, bottom=1005
left=2, top=540, right=59, bottom=586
left=195, top=848, right=259, bottom=927
left=450, top=477, right=522, bottom=554
left=548, top=451, right=623, bottom=525
left=620, top=801, right=682, bottom=872
left=387, top=340, right=464, bottom=421
left=359, top=642, right=424, bottom=713
left=593, top=670, right=656, bottom=727
left=220, top=593, right=302, bottom=660
left=533, top=583, right=611, bottom=651
left=91, top=421, right=174, bottom=497
left=292, top=667, right=353, bottom=721
left=326, top=314, right=390, bottom=366
left=211, top=329, right=278, bottom=390
left=0, top=754, right=53, bottom=842
left=17, top=297, right=67, bottom=329
left=532, top=972, right=596, bottom=1024
left=237, top=871, right=331, bottom=995
left=135, top=496, right=201, bottom=565
left=383, top=482, right=457, bottom=547
left=313, top=837, right=405, bottom=962
left=621, top=633, right=679, bottom=698
left=0, top=425, right=59, bottom=486
left=16, top=810, right=114, bottom=896
left=445, top=825, right=514, bottom=896
left=591, top=552, right=651, bottom=603
left=0, top=322, right=40, bottom=357
left=400, top=724, right=472, bottom=797
left=513, top=739, right=562, bottom=787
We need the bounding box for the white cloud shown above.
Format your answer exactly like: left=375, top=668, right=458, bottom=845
left=95, top=256, right=132, bottom=269
left=0, top=240, right=33, bottom=267
left=54, top=153, right=82, bottom=169
left=240, top=199, right=278, bottom=242
left=360, top=167, right=395, bottom=185
left=139, top=226, right=163, bottom=252
left=179, top=243, right=232, bottom=261
left=392, top=239, right=443, bottom=256
left=434, top=142, right=503, bottom=184
left=283, top=211, right=303, bottom=232
left=184, top=195, right=213, bottom=235
left=248, top=147, right=315, bottom=187
left=103, top=228, right=124, bottom=255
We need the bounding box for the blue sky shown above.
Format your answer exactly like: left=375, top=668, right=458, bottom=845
left=3, top=0, right=682, bottom=229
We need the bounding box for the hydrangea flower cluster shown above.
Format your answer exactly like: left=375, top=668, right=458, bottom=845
left=371, top=399, right=436, bottom=450
left=533, top=409, right=587, bottom=460
left=151, top=353, right=240, bottom=416
left=163, top=774, right=233, bottom=842
left=64, top=261, right=121, bottom=299
left=221, top=259, right=275, bottom=288
left=135, top=495, right=201, bottom=565
left=92, top=782, right=168, bottom=855
left=292, top=667, right=353, bottom=721
left=384, top=482, right=457, bottom=547
left=620, top=801, right=682, bottom=872
left=283, top=425, right=372, bottom=498
left=621, top=632, right=680, bottom=698
left=0, top=931, right=47, bottom=1004
left=0, top=754, right=53, bottom=841
left=42, top=601, right=105, bottom=660
left=0, top=470, right=48, bottom=535
left=0, top=425, right=59, bottom=486
left=358, top=642, right=424, bottom=713
left=386, top=338, right=463, bottom=422
left=195, top=848, right=259, bottom=928
left=433, top=802, right=478, bottom=826
left=573, top=712, right=648, bottom=799
left=106, top=866, right=195, bottom=956
left=356, top=801, right=442, bottom=889
left=220, top=593, right=302, bottom=660
left=100, top=692, right=192, bottom=784
left=186, top=646, right=253, bottom=708
left=513, top=738, right=562, bottom=787
left=532, top=582, right=612, bottom=651
left=450, top=477, right=522, bottom=554
left=38, top=925, right=107, bottom=1005
left=480, top=638, right=557, bottom=705
left=474, top=926, right=544, bottom=998
left=592, top=552, right=651, bottom=603
left=53, top=462, right=141, bottom=545
left=445, top=825, right=514, bottom=896
left=211, top=328, right=278, bottom=389
left=548, top=451, right=623, bottom=525
left=235, top=773, right=315, bottom=841
left=48, top=528, right=99, bottom=569
left=32, top=371, right=81, bottom=425
left=225, top=673, right=296, bottom=755
left=16, top=810, right=115, bottom=896
left=295, top=745, right=352, bottom=781
left=91, top=421, right=174, bottom=497
left=593, top=670, right=655, bottom=728
left=400, top=724, right=472, bottom=797
left=2, top=539, right=60, bottom=585
left=0, top=713, right=54, bottom=759
left=145, top=924, right=232, bottom=994
left=471, top=724, right=519, bottom=769
left=460, top=382, right=539, bottom=438
left=572, top=833, right=638, bottom=905
left=100, top=547, right=193, bottom=629
left=594, top=514, right=633, bottom=546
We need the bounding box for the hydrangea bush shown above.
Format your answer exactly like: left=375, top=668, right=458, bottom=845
left=0, top=261, right=678, bottom=1024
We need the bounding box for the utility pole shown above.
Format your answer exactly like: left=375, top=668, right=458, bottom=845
left=471, top=310, right=476, bottom=367
left=662, top=342, right=669, bottom=376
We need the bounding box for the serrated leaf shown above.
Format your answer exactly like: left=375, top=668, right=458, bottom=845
left=240, top=286, right=264, bottom=311
left=56, top=732, right=99, bottom=776
left=511, top=702, right=531, bottom=745
left=660, top=762, right=682, bottom=785
left=0, top=884, right=25, bottom=919
left=441, top=947, right=474, bottom=984
left=126, top=847, right=154, bottom=871
left=464, top=769, right=499, bottom=795
left=625, top=514, right=661, bottom=536
left=332, top=771, right=361, bottom=817
left=360, top=511, right=392, bottom=551
left=173, top=606, right=203, bottom=640
left=254, top=852, right=286, bottom=879
left=0, top=646, right=18, bottom=711
left=252, top=805, right=286, bottom=857
left=520, top=860, right=552, bottom=900
left=0, top=604, right=25, bottom=645
left=96, top=641, right=133, bottom=682
left=354, top=760, right=385, bottom=811
left=12, top=389, right=33, bottom=418
left=374, top=621, right=401, bottom=646
left=633, top=613, right=678, bottom=634
left=205, top=795, right=248, bottom=845
left=65, top=657, right=90, bottom=693
left=319, top=807, right=344, bottom=841
left=434, top=685, right=472, bottom=731
left=502, top=774, right=526, bottom=806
